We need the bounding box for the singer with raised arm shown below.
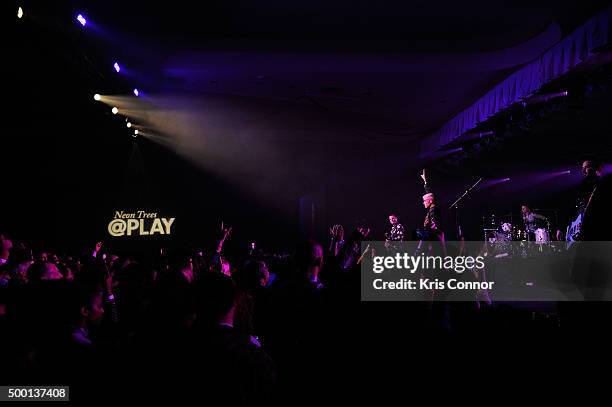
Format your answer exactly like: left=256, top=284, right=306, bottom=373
left=417, top=170, right=446, bottom=303
left=420, top=169, right=442, bottom=240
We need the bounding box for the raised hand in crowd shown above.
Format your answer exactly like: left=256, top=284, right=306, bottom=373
left=329, top=224, right=344, bottom=241
left=354, top=227, right=371, bottom=242
left=0, top=233, right=13, bottom=265
left=328, top=224, right=345, bottom=257
left=217, top=224, right=233, bottom=254
left=337, top=226, right=372, bottom=270
left=93, top=241, right=103, bottom=258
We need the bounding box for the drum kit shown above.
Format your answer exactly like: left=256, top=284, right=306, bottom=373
left=483, top=211, right=554, bottom=256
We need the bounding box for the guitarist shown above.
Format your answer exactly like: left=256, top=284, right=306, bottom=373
left=567, top=160, right=603, bottom=242
left=577, top=159, right=610, bottom=242
left=562, top=160, right=612, bottom=322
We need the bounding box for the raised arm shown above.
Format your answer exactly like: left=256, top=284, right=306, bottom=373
left=0, top=234, right=12, bottom=265
left=328, top=224, right=344, bottom=257
left=421, top=169, right=432, bottom=194
left=216, top=225, right=232, bottom=254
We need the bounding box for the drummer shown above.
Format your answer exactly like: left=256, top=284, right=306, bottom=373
left=521, top=205, right=547, bottom=241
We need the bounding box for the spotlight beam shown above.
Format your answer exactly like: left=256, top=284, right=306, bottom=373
left=478, top=177, right=511, bottom=190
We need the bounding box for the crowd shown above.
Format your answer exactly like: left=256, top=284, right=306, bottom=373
left=4, top=221, right=606, bottom=402
left=0, top=226, right=370, bottom=402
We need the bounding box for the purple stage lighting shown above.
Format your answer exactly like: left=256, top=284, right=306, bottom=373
left=423, top=147, right=463, bottom=160
left=539, top=170, right=572, bottom=179
left=523, top=91, right=569, bottom=105
left=133, top=88, right=139, bottom=97
left=476, top=131, right=494, bottom=138
left=479, top=177, right=511, bottom=189
left=499, top=169, right=580, bottom=192
left=113, top=62, right=121, bottom=73
left=76, top=14, right=87, bottom=26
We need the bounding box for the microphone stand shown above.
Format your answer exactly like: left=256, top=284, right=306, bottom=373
left=449, top=177, right=483, bottom=239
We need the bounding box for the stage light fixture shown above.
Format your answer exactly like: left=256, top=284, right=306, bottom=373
left=134, top=129, right=139, bottom=135
left=127, top=122, right=132, bottom=128
left=76, top=14, right=87, bottom=26
left=113, top=62, right=121, bottom=73
left=93, top=94, right=101, bottom=101
left=17, top=7, right=24, bottom=19
left=111, top=107, right=118, bottom=115
left=133, top=88, right=139, bottom=97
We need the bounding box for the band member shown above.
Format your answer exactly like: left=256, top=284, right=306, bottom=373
left=567, top=159, right=612, bottom=301
left=521, top=205, right=547, bottom=241
left=576, top=159, right=609, bottom=241
left=413, top=169, right=445, bottom=253
left=578, top=159, right=603, bottom=216
left=419, top=170, right=446, bottom=304
left=566, top=160, right=604, bottom=243
left=385, top=214, right=405, bottom=246
left=579, top=159, right=603, bottom=205
left=420, top=170, right=440, bottom=235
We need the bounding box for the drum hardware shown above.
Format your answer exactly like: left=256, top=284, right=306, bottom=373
left=482, top=210, right=558, bottom=256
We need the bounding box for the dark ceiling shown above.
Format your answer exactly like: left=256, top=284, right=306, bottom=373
left=23, top=1, right=612, bottom=137
left=54, top=1, right=611, bottom=51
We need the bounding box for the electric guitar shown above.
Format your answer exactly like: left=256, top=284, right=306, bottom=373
left=566, top=185, right=598, bottom=247
left=566, top=212, right=582, bottom=246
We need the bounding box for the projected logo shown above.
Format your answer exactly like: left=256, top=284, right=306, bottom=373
left=108, top=210, right=175, bottom=237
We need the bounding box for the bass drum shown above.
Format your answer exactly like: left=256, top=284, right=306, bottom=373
left=534, top=228, right=550, bottom=244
